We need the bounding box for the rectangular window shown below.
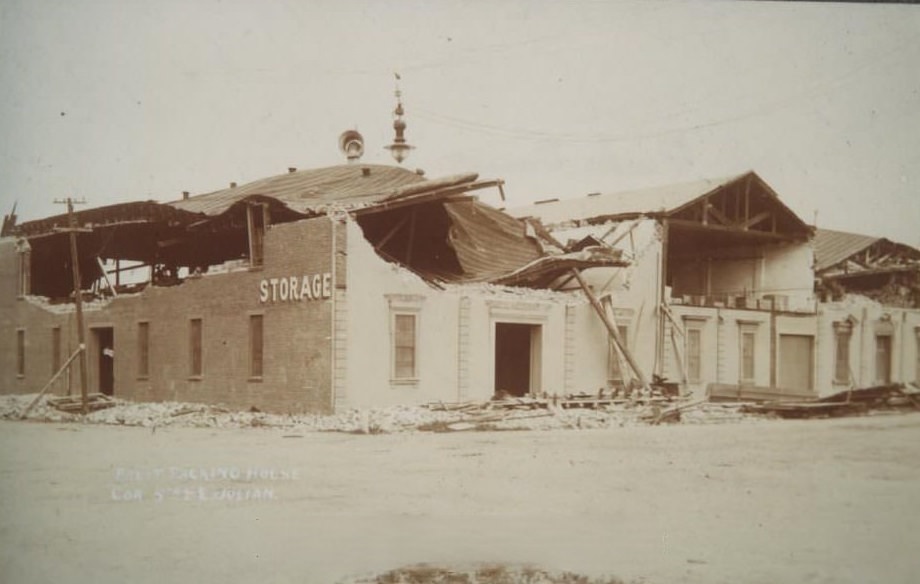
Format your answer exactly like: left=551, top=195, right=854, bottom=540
left=833, top=323, right=852, bottom=385
left=137, top=322, right=150, bottom=378
left=875, top=334, right=892, bottom=385
left=686, top=328, right=702, bottom=383
left=189, top=318, right=202, bottom=377
left=393, top=313, right=417, bottom=380
left=51, top=327, right=62, bottom=374
left=741, top=331, right=756, bottom=383
left=247, top=204, right=267, bottom=267
left=18, top=246, right=31, bottom=297
left=915, top=327, right=920, bottom=383
left=16, top=329, right=25, bottom=377
left=607, top=325, right=629, bottom=382
left=249, top=314, right=263, bottom=378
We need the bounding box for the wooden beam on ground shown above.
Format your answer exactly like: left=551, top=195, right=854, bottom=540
left=571, top=269, right=652, bottom=393
left=20, top=346, right=83, bottom=419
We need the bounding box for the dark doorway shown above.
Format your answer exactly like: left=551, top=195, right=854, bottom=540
left=93, top=327, right=115, bottom=396
left=494, top=323, right=541, bottom=397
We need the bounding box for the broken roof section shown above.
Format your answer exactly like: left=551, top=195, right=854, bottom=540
left=814, top=228, right=920, bottom=274
left=511, top=170, right=812, bottom=243
left=813, top=228, right=920, bottom=308
left=9, top=163, right=626, bottom=296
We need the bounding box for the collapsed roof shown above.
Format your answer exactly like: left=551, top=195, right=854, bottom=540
left=510, top=170, right=813, bottom=251
left=814, top=228, right=920, bottom=307
left=8, top=164, right=626, bottom=297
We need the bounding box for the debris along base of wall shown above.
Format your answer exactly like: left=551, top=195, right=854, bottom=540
left=1, top=391, right=913, bottom=433
left=340, top=562, right=625, bottom=584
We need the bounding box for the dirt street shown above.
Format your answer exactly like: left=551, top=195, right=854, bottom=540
left=1, top=413, right=919, bottom=584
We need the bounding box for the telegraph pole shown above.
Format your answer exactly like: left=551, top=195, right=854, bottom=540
left=54, top=197, right=89, bottom=415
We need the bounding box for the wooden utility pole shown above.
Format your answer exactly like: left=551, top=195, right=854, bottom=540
left=54, top=197, right=90, bottom=415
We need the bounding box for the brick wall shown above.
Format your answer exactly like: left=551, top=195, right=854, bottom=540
left=0, top=217, right=338, bottom=414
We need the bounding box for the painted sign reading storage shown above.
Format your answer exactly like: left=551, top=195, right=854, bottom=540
left=259, top=273, right=332, bottom=303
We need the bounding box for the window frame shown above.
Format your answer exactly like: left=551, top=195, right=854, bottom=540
left=387, top=294, right=425, bottom=386
left=738, top=322, right=759, bottom=385
left=189, top=318, right=203, bottom=379
left=606, top=325, right=630, bottom=384
left=17, top=241, right=31, bottom=298
left=16, top=328, right=25, bottom=377
left=391, top=311, right=419, bottom=383
left=247, top=203, right=269, bottom=269
left=832, top=319, right=854, bottom=385
left=137, top=321, right=150, bottom=379
left=249, top=313, right=264, bottom=380
left=682, top=315, right=708, bottom=385
left=51, top=326, right=61, bottom=375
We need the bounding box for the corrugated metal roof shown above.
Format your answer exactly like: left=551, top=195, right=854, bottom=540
left=509, top=173, right=745, bottom=225
left=813, top=228, right=881, bottom=272
left=169, top=164, right=429, bottom=216
left=444, top=200, right=544, bottom=281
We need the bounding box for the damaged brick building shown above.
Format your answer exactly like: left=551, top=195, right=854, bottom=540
left=0, top=159, right=626, bottom=413
left=3, top=156, right=918, bottom=413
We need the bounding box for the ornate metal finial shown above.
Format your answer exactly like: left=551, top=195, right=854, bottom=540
left=385, top=73, right=414, bottom=164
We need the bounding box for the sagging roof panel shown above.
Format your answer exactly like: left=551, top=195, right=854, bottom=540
left=813, top=228, right=883, bottom=272
left=443, top=200, right=544, bottom=281
left=510, top=174, right=742, bottom=225
left=169, top=164, right=430, bottom=216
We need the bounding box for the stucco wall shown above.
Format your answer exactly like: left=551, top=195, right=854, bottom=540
left=340, top=218, right=573, bottom=410
left=762, top=240, right=815, bottom=309
left=816, top=298, right=920, bottom=396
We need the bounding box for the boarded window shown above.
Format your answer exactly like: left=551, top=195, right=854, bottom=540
left=51, top=327, right=61, bottom=375
left=137, top=322, right=150, bottom=378
left=686, top=328, right=701, bottom=383
left=17, top=329, right=25, bottom=376
left=189, top=318, right=202, bottom=377
left=393, top=313, right=417, bottom=380
left=250, top=314, right=263, bottom=378
left=741, top=331, right=756, bottom=383
left=833, top=321, right=853, bottom=384
left=607, top=325, right=629, bottom=382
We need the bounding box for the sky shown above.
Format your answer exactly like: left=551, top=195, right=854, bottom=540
left=1, top=0, right=918, bottom=245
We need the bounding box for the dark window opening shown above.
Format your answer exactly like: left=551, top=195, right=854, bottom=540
left=16, top=329, right=25, bottom=377
left=51, top=327, right=61, bottom=375
left=189, top=318, right=203, bottom=377
left=249, top=315, right=263, bottom=378
left=137, top=322, right=149, bottom=378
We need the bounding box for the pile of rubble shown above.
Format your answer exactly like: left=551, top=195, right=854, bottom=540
left=0, top=392, right=760, bottom=433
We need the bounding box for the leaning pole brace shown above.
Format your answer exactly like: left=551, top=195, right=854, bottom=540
left=570, top=268, right=653, bottom=394
left=20, top=346, right=84, bottom=419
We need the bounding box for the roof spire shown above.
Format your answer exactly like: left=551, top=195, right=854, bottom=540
left=384, top=72, right=414, bottom=164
